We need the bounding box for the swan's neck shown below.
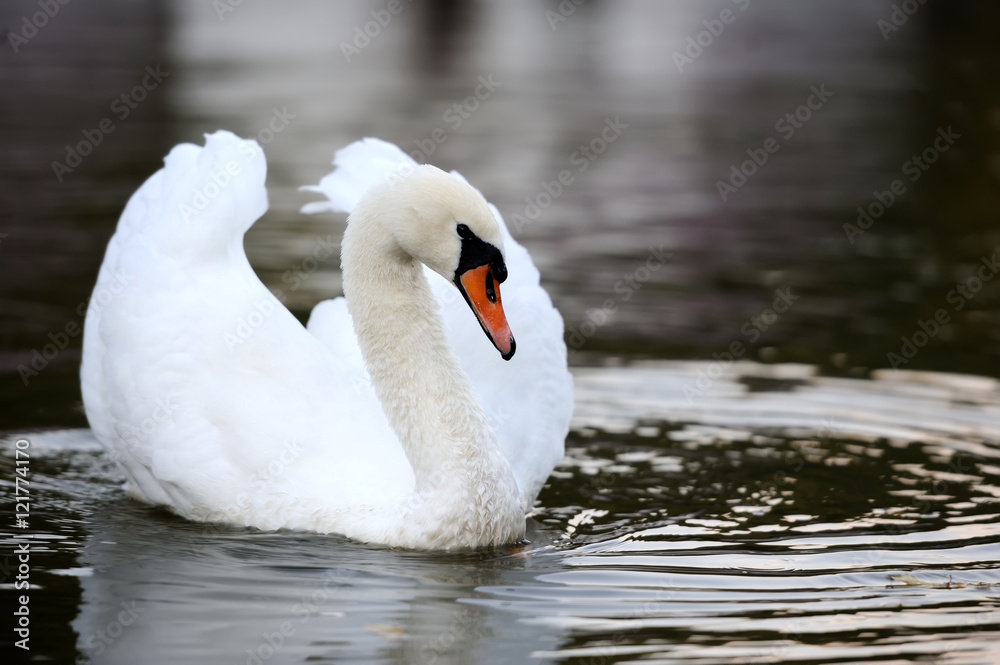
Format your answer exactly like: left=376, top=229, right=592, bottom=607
left=341, top=209, right=523, bottom=548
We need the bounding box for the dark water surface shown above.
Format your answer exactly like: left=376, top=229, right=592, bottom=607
left=3, top=363, right=1000, bottom=663
left=2, top=1, right=999, bottom=663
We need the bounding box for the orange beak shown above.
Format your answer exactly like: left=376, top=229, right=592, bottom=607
left=457, top=264, right=516, bottom=360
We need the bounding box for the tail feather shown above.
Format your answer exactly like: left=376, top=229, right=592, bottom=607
left=300, top=138, right=417, bottom=215
left=121, top=132, right=267, bottom=246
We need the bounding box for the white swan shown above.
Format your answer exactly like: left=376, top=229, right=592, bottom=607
left=80, top=130, right=572, bottom=549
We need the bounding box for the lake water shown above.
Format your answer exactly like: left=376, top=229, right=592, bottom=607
left=2, top=0, right=999, bottom=663
left=3, top=362, right=1000, bottom=663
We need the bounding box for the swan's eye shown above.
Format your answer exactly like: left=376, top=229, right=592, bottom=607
left=456, top=223, right=474, bottom=240
left=485, top=270, right=497, bottom=303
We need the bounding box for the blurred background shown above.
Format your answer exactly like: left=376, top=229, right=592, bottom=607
left=2, top=0, right=999, bottom=432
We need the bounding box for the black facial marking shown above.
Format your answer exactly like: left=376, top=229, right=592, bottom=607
left=453, top=223, right=506, bottom=284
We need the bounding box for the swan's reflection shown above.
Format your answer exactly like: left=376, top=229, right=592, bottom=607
left=71, top=481, right=564, bottom=664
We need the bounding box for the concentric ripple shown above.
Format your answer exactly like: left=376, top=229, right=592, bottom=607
left=498, top=362, right=1000, bottom=663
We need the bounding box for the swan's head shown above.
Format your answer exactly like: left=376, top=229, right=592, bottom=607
left=383, top=165, right=515, bottom=360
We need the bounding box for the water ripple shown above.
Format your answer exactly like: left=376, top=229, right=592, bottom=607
left=1, top=363, right=998, bottom=664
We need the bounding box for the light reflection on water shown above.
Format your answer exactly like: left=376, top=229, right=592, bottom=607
left=3, top=363, right=998, bottom=664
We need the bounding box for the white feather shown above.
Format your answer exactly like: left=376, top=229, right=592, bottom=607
left=81, top=131, right=573, bottom=548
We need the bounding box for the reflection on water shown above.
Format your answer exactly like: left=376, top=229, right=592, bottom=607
left=2, top=364, right=999, bottom=663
